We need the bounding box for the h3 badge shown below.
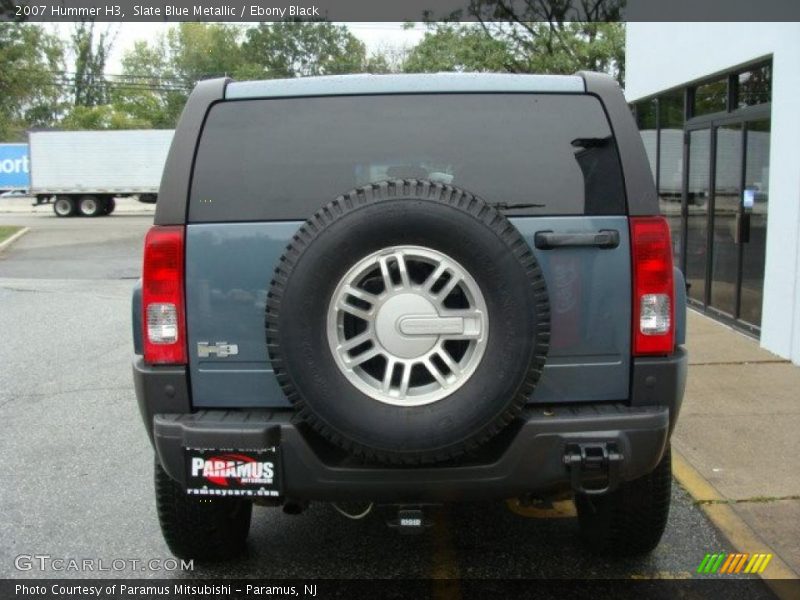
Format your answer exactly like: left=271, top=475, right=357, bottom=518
left=197, top=341, right=239, bottom=358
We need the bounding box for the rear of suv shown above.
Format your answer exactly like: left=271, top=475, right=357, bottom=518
left=133, top=72, right=687, bottom=560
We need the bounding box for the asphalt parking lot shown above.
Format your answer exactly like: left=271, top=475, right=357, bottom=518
left=0, top=213, right=775, bottom=593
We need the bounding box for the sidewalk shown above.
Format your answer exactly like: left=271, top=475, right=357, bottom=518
left=675, top=310, right=800, bottom=582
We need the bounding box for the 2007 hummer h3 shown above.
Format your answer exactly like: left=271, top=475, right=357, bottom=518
left=133, top=72, right=687, bottom=560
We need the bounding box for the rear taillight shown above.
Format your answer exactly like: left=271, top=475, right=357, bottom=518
left=142, top=225, right=186, bottom=364
left=630, top=216, right=674, bottom=356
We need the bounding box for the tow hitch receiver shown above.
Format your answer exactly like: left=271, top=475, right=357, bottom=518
left=563, top=443, right=624, bottom=495
left=387, top=507, right=433, bottom=535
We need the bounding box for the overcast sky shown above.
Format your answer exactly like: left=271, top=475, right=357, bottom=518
left=48, top=22, right=427, bottom=74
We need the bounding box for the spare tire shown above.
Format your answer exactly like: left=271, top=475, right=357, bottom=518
left=267, top=180, right=549, bottom=464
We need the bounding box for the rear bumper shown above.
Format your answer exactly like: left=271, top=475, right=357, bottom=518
left=152, top=405, right=670, bottom=502
left=136, top=347, right=687, bottom=502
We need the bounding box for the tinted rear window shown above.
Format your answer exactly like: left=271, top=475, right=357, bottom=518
left=189, top=94, right=625, bottom=222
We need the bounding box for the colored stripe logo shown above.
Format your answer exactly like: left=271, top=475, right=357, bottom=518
left=697, top=552, right=772, bottom=574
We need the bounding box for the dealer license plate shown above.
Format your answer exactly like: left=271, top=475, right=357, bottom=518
left=185, top=447, right=282, bottom=497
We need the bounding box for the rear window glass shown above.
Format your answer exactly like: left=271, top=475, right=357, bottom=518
left=189, top=94, right=625, bottom=222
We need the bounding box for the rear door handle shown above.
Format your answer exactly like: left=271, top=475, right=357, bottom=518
left=534, top=230, right=620, bottom=250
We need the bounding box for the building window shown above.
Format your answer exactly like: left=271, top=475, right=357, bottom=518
left=657, top=90, right=684, bottom=267
left=736, top=64, right=771, bottom=107
left=693, top=78, right=728, bottom=116
left=635, top=99, right=658, bottom=182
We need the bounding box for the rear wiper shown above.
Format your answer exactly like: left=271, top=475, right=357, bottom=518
left=490, top=202, right=546, bottom=211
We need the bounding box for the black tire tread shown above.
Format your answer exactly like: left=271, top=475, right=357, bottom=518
left=154, top=457, right=252, bottom=561
left=576, top=446, right=672, bottom=555
left=266, top=179, right=550, bottom=465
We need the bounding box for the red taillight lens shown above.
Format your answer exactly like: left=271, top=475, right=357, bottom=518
left=630, top=216, right=675, bottom=356
left=142, top=225, right=186, bottom=364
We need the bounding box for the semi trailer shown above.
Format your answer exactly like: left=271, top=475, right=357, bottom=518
left=29, top=129, right=174, bottom=217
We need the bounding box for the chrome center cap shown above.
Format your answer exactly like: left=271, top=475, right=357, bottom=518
left=375, top=293, right=438, bottom=359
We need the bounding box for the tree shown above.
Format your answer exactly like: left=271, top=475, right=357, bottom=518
left=476, top=21, right=624, bottom=83
left=0, top=23, right=65, bottom=141
left=241, top=21, right=368, bottom=78
left=470, top=0, right=626, bottom=83
left=403, top=24, right=513, bottom=73
left=71, top=22, right=116, bottom=107
left=167, top=23, right=245, bottom=84
left=110, top=24, right=242, bottom=129
left=59, top=104, right=152, bottom=130
left=110, top=39, right=189, bottom=128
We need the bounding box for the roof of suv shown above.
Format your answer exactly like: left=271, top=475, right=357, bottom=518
left=225, top=73, right=586, bottom=100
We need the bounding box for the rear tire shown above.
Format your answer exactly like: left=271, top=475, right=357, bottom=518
left=53, top=196, right=76, bottom=217
left=575, top=446, right=672, bottom=555
left=101, top=197, right=116, bottom=215
left=154, top=457, right=252, bottom=561
left=78, top=195, right=103, bottom=217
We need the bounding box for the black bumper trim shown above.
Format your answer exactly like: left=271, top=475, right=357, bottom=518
left=154, top=404, right=670, bottom=502
left=133, top=357, right=191, bottom=444
left=631, top=346, right=687, bottom=431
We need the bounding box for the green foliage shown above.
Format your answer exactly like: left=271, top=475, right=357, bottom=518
left=0, top=23, right=64, bottom=141
left=106, top=24, right=244, bottom=129
left=483, top=22, right=625, bottom=84
left=110, top=22, right=373, bottom=128
left=403, top=25, right=513, bottom=73
left=0, top=19, right=626, bottom=137
left=60, top=104, right=152, bottom=130
left=168, top=23, right=245, bottom=83
left=404, top=22, right=624, bottom=83
left=241, top=21, right=367, bottom=78
left=110, top=39, right=188, bottom=128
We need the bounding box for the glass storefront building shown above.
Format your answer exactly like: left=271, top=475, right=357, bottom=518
left=626, top=23, right=800, bottom=365
left=632, top=61, right=771, bottom=335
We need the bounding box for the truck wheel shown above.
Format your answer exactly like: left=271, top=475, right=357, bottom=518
left=102, top=198, right=116, bottom=215
left=78, top=195, right=103, bottom=217
left=154, top=457, right=252, bottom=560
left=53, top=196, right=76, bottom=217
left=267, top=179, right=550, bottom=464
left=575, top=446, right=672, bottom=555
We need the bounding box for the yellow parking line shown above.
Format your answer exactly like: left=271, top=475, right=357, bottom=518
left=506, top=498, right=577, bottom=519
left=672, top=449, right=800, bottom=599
left=431, top=508, right=461, bottom=600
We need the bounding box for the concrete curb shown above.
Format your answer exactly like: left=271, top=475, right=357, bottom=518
left=672, top=448, right=800, bottom=597
left=0, top=226, right=29, bottom=254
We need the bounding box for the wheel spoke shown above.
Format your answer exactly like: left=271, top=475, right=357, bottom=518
left=338, top=331, right=372, bottom=352
left=423, top=263, right=447, bottom=292
left=338, top=299, right=373, bottom=322
left=394, top=252, right=411, bottom=288
left=398, top=363, right=412, bottom=397
left=423, top=358, right=448, bottom=387
left=381, top=359, right=395, bottom=393
left=378, top=257, right=394, bottom=291
left=436, top=349, right=460, bottom=375
left=343, top=284, right=377, bottom=306
left=435, top=275, right=461, bottom=301
left=344, top=346, right=381, bottom=368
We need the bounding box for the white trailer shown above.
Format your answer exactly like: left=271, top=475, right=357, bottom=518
left=29, top=129, right=174, bottom=217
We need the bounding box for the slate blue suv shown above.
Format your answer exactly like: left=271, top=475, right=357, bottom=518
left=133, top=72, right=687, bottom=560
